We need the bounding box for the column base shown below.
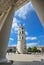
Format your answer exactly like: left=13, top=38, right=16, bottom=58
left=0, top=57, right=8, bottom=62
left=0, top=62, right=11, bottom=65
left=0, top=58, right=12, bottom=65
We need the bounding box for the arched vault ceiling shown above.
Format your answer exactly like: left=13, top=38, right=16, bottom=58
left=0, top=0, right=44, bottom=27
left=0, top=0, right=30, bottom=30
left=0, top=0, right=30, bottom=17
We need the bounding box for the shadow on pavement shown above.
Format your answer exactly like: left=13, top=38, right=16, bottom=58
left=13, top=59, right=44, bottom=65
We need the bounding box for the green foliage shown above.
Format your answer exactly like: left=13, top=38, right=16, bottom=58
left=27, top=47, right=41, bottom=52
left=27, top=47, right=32, bottom=52
left=32, top=47, right=38, bottom=52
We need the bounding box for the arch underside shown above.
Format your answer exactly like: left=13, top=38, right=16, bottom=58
left=0, top=0, right=44, bottom=63
left=0, top=0, right=44, bottom=28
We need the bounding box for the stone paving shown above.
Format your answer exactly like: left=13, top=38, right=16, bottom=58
left=6, top=53, right=44, bottom=65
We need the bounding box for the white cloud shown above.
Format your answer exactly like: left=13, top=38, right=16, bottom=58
left=25, top=31, right=28, bottom=35
left=26, top=37, right=37, bottom=40
left=27, top=43, right=38, bottom=48
left=23, top=23, right=25, bottom=26
left=15, top=2, right=33, bottom=19
left=8, top=44, right=16, bottom=47
left=11, top=18, right=19, bottom=33
left=9, top=38, right=14, bottom=41
left=12, top=18, right=19, bottom=28
left=11, top=2, right=33, bottom=33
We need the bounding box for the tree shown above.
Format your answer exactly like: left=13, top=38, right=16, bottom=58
left=27, top=47, right=41, bottom=53
left=32, top=47, right=38, bottom=52
left=27, top=47, right=32, bottom=52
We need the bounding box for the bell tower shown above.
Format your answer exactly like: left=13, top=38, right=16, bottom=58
left=16, top=24, right=26, bottom=54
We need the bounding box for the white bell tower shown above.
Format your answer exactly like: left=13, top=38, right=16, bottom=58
left=16, top=24, right=26, bottom=54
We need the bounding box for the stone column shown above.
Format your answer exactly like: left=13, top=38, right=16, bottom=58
left=0, top=7, right=15, bottom=62
left=31, top=0, right=44, bottom=27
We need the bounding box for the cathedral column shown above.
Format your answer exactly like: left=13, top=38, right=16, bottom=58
left=0, top=6, right=15, bottom=62
left=31, top=0, right=44, bottom=27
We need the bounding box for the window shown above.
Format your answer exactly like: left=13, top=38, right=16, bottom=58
left=22, top=27, right=23, bottom=29
left=22, top=37, right=23, bottom=39
left=22, top=31, right=23, bottom=34
left=19, top=32, right=21, bottom=34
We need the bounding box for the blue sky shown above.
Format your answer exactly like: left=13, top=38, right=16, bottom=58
left=8, top=2, right=44, bottom=48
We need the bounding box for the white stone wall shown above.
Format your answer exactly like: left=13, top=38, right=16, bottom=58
left=16, top=25, right=26, bottom=54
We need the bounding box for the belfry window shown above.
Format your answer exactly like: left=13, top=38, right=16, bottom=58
left=22, top=31, right=23, bottom=34
left=22, top=27, right=23, bottom=29
left=22, top=37, right=23, bottom=39
left=19, top=32, right=21, bottom=34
